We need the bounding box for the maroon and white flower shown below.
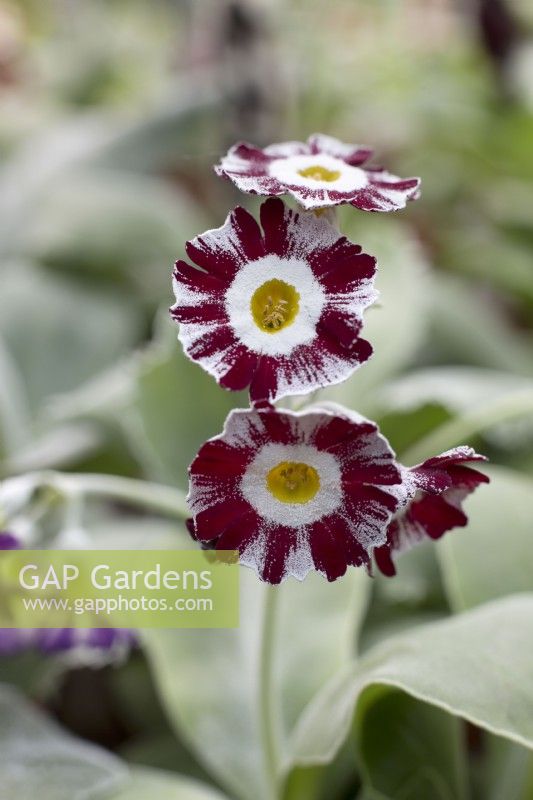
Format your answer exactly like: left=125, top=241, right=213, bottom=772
left=374, top=447, right=489, bottom=576
left=215, top=133, right=421, bottom=212
left=171, top=198, right=377, bottom=405
left=187, top=404, right=401, bottom=584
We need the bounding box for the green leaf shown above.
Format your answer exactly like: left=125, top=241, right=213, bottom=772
left=400, top=384, right=533, bottom=465
left=427, top=275, right=533, bottom=379
left=360, top=542, right=450, bottom=654
left=93, top=92, right=219, bottom=174
left=290, top=595, right=533, bottom=768
left=143, top=568, right=370, bottom=800
left=0, top=262, right=140, bottom=416
left=0, top=684, right=126, bottom=800
left=481, top=735, right=533, bottom=800
left=379, top=368, right=533, bottom=454
left=322, top=218, right=432, bottom=414
left=0, top=334, right=31, bottom=456
left=380, top=367, right=533, bottom=418
left=0, top=118, right=116, bottom=258
left=109, top=766, right=229, bottom=800
left=43, top=311, right=246, bottom=486
left=356, top=686, right=469, bottom=800
left=133, top=314, right=247, bottom=487
left=438, top=467, right=533, bottom=612
left=24, top=169, right=208, bottom=305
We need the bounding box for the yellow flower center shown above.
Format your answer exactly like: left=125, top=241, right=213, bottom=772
left=266, top=461, right=320, bottom=504
left=298, top=165, right=341, bottom=182
left=251, top=279, right=300, bottom=333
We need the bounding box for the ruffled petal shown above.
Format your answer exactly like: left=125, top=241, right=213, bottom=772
left=172, top=198, right=378, bottom=404
left=215, top=135, right=420, bottom=213
left=187, top=405, right=401, bottom=583
left=375, top=450, right=489, bottom=576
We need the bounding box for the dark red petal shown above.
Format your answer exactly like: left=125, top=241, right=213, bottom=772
left=344, top=147, right=374, bottom=166
left=342, top=461, right=401, bottom=487
left=407, top=494, right=467, bottom=540
left=219, top=349, right=258, bottom=391
left=309, top=519, right=348, bottom=581
left=173, top=260, right=227, bottom=293
left=335, top=516, right=370, bottom=569
left=186, top=239, right=238, bottom=281
left=312, top=415, right=376, bottom=452
left=190, top=439, right=250, bottom=478
left=369, top=176, right=421, bottom=192
left=308, top=239, right=367, bottom=279
left=216, top=510, right=260, bottom=552
left=318, top=310, right=362, bottom=349
left=374, top=542, right=397, bottom=577
left=171, top=302, right=226, bottom=325
left=230, top=206, right=265, bottom=261
left=321, top=331, right=373, bottom=373
left=345, top=484, right=399, bottom=524
left=187, top=325, right=235, bottom=361
left=195, top=498, right=251, bottom=541
left=420, top=448, right=488, bottom=470
left=258, top=407, right=298, bottom=444
left=259, top=526, right=296, bottom=585
left=232, top=142, right=273, bottom=164
left=249, top=357, right=278, bottom=405
left=447, top=464, right=490, bottom=489
left=260, top=197, right=292, bottom=257
left=411, top=451, right=490, bottom=494
left=318, top=252, right=377, bottom=288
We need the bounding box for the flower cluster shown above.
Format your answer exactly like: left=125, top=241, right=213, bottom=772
left=0, top=532, right=134, bottom=658
left=171, top=134, right=488, bottom=584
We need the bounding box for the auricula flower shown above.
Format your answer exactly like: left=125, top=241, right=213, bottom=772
left=0, top=532, right=134, bottom=659
left=0, top=531, right=20, bottom=550
left=36, top=627, right=135, bottom=655
left=374, top=447, right=489, bottom=576
left=186, top=404, right=401, bottom=584
left=0, top=532, right=31, bottom=655
left=215, top=133, right=421, bottom=212
left=171, top=197, right=377, bottom=405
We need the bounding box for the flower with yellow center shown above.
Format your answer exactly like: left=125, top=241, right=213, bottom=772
left=187, top=404, right=402, bottom=584
left=171, top=198, right=378, bottom=405
left=215, top=133, right=421, bottom=211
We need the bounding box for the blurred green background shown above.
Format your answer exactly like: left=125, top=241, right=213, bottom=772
left=1, top=0, right=532, bottom=484
left=0, top=1, right=533, bottom=799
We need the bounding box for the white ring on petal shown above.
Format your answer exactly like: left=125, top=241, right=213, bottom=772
left=240, top=442, right=343, bottom=527
left=224, top=255, right=325, bottom=356
left=268, top=153, right=368, bottom=193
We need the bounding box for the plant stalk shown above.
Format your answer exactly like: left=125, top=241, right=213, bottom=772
left=259, top=583, right=280, bottom=800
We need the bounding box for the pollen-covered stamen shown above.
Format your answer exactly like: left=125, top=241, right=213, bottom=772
left=267, top=461, right=320, bottom=504
left=298, top=164, right=341, bottom=182
left=251, top=278, right=300, bottom=333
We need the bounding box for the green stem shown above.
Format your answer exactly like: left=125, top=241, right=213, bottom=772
left=259, top=584, right=280, bottom=800
left=19, top=470, right=190, bottom=519
left=402, top=387, right=533, bottom=465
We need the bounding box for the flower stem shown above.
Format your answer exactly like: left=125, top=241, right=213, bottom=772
left=259, top=584, right=280, bottom=800
left=14, top=471, right=190, bottom=520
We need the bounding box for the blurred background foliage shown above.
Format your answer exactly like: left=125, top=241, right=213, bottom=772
left=0, top=1, right=532, bottom=799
